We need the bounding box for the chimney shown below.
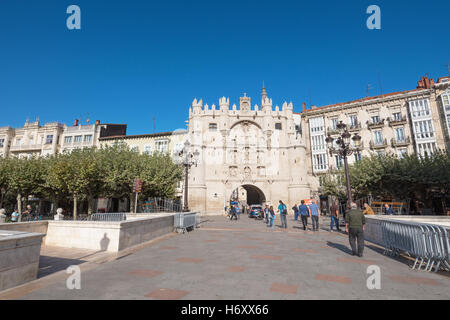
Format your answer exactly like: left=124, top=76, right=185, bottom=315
left=302, top=102, right=306, bottom=113
left=95, top=120, right=100, bottom=125
left=74, top=119, right=79, bottom=126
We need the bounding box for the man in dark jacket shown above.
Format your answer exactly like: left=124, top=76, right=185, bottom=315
left=345, top=202, right=366, bottom=257
left=292, top=204, right=299, bottom=221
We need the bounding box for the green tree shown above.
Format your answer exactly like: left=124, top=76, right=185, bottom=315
left=8, top=156, right=44, bottom=221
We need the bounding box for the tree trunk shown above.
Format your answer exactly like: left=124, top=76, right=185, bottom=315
left=52, top=195, right=59, bottom=215
left=129, top=193, right=134, bottom=213
left=17, top=193, right=22, bottom=222
left=87, top=195, right=94, bottom=215
left=73, top=194, right=78, bottom=220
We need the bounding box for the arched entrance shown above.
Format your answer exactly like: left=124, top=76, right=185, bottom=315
left=230, top=184, right=266, bottom=206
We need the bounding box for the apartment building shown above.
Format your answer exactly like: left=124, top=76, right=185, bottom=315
left=0, top=119, right=65, bottom=158
left=60, top=120, right=127, bottom=153
left=302, top=75, right=449, bottom=195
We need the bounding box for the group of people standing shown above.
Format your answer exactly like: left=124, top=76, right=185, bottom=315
left=7, top=205, right=39, bottom=222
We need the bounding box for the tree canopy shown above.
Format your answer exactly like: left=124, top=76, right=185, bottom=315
left=0, top=143, right=183, bottom=216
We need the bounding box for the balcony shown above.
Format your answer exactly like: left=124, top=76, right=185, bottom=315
left=327, top=127, right=340, bottom=135
left=367, top=119, right=385, bottom=129
left=10, top=144, right=42, bottom=152
left=391, top=136, right=411, bottom=147
left=388, top=115, right=408, bottom=126
left=348, top=122, right=362, bottom=132
left=369, top=139, right=388, bottom=149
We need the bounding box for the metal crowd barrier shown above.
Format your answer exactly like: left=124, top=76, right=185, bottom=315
left=88, top=213, right=127, bottom=222
left=174, top=212, right=197, bottom=233
left=366, top=218, right=450, bottom=272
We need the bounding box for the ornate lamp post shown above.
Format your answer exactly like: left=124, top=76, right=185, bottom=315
left=178, top=140, right=199, bottom=212
left=325, top=121, right=362, bottom=205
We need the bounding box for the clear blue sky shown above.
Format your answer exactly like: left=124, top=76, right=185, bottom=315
left=1, top=0, right=449, bottom=135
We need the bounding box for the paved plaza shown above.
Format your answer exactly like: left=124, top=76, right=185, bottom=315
left=1, top=215, right=449, bottom=300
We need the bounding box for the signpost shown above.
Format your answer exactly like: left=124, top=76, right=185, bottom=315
left=133, top=179, right=142, bottom=214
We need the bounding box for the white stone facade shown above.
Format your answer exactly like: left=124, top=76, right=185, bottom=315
left=186, top=87, right=311, bottom=215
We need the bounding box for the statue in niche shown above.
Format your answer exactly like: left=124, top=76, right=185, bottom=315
left=244, top=166, right=251, bottom=179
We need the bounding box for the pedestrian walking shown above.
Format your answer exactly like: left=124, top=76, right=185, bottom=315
left=230, top=205, right=238, bottom=221
left=292, top=203, right=299, bottom=221
left=298, top=200, right=310, bottom=230
left=363, top=203, right=375, bottom=215
left=345, top=202, right=366, bottom=257
left=308, top=200, right=320, bottom=231
left=264, top=204, right=270, bottom=224
left=268, top=206, right=275, bottom=228
left=330, top=200, right=340, bottom=232
left=277, top=200, right=288, bottom=229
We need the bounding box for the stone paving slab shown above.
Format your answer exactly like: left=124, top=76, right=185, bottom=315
left=4, top=215, right=450, bottom=300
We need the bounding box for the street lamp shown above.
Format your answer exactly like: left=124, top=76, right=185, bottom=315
left=178, top=140, right=199, bottom=212
left=325, top=121, right=362, bottom=205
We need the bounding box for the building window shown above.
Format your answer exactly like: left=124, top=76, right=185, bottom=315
left=313, top=153, right=328, bottom=171
left=371, top=115, right=380, bottom=124
left=376, top=150, right=386, bottom=157
left=413, top=120, right=434, bottom=139
left=395, top=127, right=405, bottom=142
left=64, top=136, right=72, bottom=144
left=442, top=93, right=450, bottom=111
left=16, top=138, right=22, bottom=146
left=74, top=135, right=82, bottom=143
left=209, top=123, right=217, bottom=131
left=349, top=115, right=358, bottom=127
left=354, top=153, right=362, bottom=162
left=275, top=123, right=282, bottom=130
left=84, top=135, right=92, bottom=142
left=397, top=148, right=408, bottom=158
left=311, top=135, right=325, bottom=151
left=392, top=112, right=402, bottom=121
left=417, top=142, right=437, bottom=157
left=130, top=145, right=139, bottom=152
left=45, top=135, right=53, bottom=144
left=373, top=130, right=383, bottom=144
left=309, top=117, right=324, bottom=132
left=330, top=118, right=338, bottom=130
left=155, top=139, right=168, bottom=153
left=335, top=155, right=343, bottom=169
left=0, top=139, right=4, bottom=148
left=144, top=145, right=152, bottom=155
left=409, top=99, right=431, bottom=118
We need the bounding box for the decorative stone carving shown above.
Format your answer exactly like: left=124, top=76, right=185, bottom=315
left=54, top=208, right=64, bottom=221
left=0, top=208, right=6, bottom=223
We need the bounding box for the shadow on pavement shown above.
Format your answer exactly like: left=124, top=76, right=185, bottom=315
left=38, top=256, right=86, bottom=278
left=326, top=241, right=353, bottom=255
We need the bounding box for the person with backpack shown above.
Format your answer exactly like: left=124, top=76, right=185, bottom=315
left=292, top=203, right=299, bottom=221
left=277, top=200, right=288, bottom=229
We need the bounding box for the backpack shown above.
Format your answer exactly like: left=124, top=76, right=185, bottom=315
left=281, top=204, right=287, bottom=215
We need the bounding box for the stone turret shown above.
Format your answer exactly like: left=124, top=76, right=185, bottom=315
left=219, top=97, right=229, bottom=112
left=192, top=98, right=203, bottom=114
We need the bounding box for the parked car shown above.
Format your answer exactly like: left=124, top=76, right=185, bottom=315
left=248, top=205, right=263, bottom=219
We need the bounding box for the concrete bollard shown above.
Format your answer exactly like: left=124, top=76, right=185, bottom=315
left=0, top=208, right=6, bottom=223
left=54, top=208, right=64, bottom=221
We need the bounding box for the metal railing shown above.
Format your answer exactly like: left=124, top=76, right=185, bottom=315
left=141, top=198, right=182, bottom=213
left=174, top=212, right=197, bottom=233
left=88, top=213, right=126, bottom=222
left=365, top=217, right=450, bottom=272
